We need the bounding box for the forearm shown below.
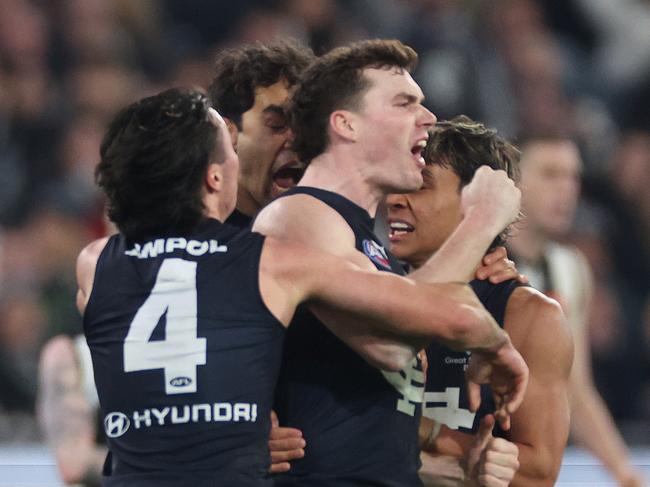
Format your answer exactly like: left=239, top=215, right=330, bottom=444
left=421, top=419, right=473, bottom=457
left=420, top=452, right=468, bottom=487
left=38, top=342, right=104, bottom=484
left=409, top=215, right=499, bottom=283
left=313, top=275, right=508, bottom=355
left=570, top=385, right=636, bottom=479
left=509, top=443, right=557, bottom=487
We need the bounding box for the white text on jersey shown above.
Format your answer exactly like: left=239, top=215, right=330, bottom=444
left=125, top=238, right=228, bottom=259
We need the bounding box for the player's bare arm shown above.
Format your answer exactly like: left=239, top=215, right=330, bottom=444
left=497, top=287, right=573, bottom=486
left=419, top=415, right=519, bottom=487
left=566, top=261, right=642, bottom=487
left=259, top=237, right=513, bottom=366
left=76, top=237, right=109, bottom=315
left=410, top=167, right=521, bottom=284
left=419, top=287, right=572, bottom=486
left=38, top=337, right=106, bottom=486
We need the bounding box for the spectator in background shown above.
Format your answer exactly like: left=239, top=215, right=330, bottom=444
left=508, top=135, right=646, bottom=487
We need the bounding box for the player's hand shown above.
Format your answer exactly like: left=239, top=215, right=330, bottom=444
left=465, top=415, right=520, bottom=487
left=268, top=410, right=305, bottom=473
left=475, top=247, right=528, bottom=284
left=465, top=337, right=528, bottom=431
left=461, top=167, right=520, bottom=236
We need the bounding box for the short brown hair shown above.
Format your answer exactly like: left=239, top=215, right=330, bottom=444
left=425, top=115, right=521, bottom=247
left=291, top=39, right=418, bottom=164
left=208, top=39, right=314, bottom=129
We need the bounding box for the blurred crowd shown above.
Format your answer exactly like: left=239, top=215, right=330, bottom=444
left=0, top=0, right=648, bottom=442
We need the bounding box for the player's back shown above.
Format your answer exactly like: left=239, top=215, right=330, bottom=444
left=84, top=219, right=284, bottom=487
left=272, top=187, right=425, bottom=487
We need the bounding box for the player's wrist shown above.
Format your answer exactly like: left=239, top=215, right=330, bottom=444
left=421, top=419, right=442, bottom=452
left=475, top=330, right=511, bottom=357
left=462, top=205, right=507, bottom=238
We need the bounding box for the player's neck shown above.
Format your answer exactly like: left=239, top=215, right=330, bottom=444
left=235, top=186, right=258, bottom=219
left=299, top=152, right=384, bottom=217
left=509, top=226, right=549, bottom=264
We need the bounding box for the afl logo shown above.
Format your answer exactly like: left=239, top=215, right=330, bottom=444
left=170, top=376, right=192, bottom=387
left=362, top=239, right=391, bottom=269
left=104, top=412, right=130, bottom=438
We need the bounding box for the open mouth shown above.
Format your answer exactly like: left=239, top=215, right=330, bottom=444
left=388, top=220, right=415, bottom=238
left=411, top=140, right=427, bottom=166
left=273, top=164, right=304, bottom=189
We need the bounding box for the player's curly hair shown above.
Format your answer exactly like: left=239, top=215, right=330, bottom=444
left=424, top=115, right=522, bottom=248
left=208, top=39, right=315, bottom=130
left=291, top=39, right=418, bottom=164
left=96, top=88, right=220, bottom=241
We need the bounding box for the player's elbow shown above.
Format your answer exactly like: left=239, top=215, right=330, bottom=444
left=373, top=346, right=415, bottom=372
left=443, top=304, right=492, bottom=350
left=361, top=342, right=417, bottom=371
left=518, top=449, right=562, bottom=487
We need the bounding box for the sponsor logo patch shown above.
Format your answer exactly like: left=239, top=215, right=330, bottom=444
left=104, top=412, right=130, bottom=438
left=362, top=239, right=391, bottom=269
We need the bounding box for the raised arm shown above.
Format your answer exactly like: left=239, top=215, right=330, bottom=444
left=410, top=167, right=521, bottom=284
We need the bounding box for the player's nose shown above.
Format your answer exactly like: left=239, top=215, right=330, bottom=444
left=386, top=193, right=408, bottom=211
left=283, top=127, right=295, bottom=148
left=418, top=106, right=437, bottom=128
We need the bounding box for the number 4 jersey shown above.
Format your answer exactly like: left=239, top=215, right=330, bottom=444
left=83, top=219, right=283, bottom=487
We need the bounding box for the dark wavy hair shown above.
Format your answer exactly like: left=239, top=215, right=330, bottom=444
left=424, top=115, right=521, bottom=247
left=96, top=88, right=220, bottom=241
left=208, top=39, right=315, bottom=130
left=290, top=39, right=418, bottom=164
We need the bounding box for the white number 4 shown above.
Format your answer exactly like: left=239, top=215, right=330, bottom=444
left=423, top=387, right=476, bottom=430
left=123, top=258, right=206, bottom=395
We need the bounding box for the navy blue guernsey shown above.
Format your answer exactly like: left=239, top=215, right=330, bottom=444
left=423, top=279, right=525, bottom=437
left=83, top=219, right=284, bottom=487
left=272, top=187, right=425, bottom=487
left=226, top=208, right=253, bottom=229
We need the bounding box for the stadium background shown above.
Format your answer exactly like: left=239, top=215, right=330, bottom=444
left=0, top=0, right=648, bottom=484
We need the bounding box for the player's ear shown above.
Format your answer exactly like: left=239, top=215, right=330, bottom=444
left=205, top=163, right=224, bottom=193
left=223, top=117, right=239, bottom=152
left=330, top=110, right=357, bottom=143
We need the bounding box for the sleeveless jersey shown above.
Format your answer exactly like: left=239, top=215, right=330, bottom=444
left=423, top=279, right=524, bottom=436
left=272, top=187, right=425, bottom=487
left=83, top=219, right=284, bottom=487
left=226, top=208, right=253, bottom=229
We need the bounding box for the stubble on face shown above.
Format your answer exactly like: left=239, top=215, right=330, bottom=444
left=353, top=68, right=433, bottom=195
left=236, top=80, right=304, bottom=215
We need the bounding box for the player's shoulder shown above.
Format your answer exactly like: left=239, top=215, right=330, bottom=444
left=76, top=236, right=111, bottom=297
left=77, top=236, right=111, bottom=273
left=506, top=286, right=573, bottom=357
left=254, top=192, right=355, bottom=252
left=508, top=285, right=562, bottom=314
left=505, top=286, right=568, bottom=341
left=77, top=236, right=111, bottom=267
